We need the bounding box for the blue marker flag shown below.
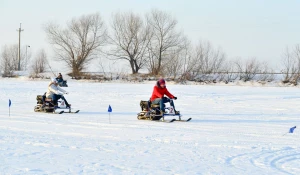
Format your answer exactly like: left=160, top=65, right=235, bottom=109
left=9, top=99, right=11, bottom=107
left=289, top=126, right=296, bottom=133
left=108, top=105, right=112, bottom=112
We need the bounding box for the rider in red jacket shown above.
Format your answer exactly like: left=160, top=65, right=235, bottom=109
left=150, top=79, right=178, bottom=114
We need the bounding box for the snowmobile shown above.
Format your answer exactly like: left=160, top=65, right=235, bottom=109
left=137, top=99, right=191, bottom=122
left=34, top=93, right=79, bottom=114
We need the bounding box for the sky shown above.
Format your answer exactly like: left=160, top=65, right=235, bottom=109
left=1, top=0, right=300, bottom=72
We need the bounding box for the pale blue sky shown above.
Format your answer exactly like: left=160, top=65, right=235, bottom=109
left=1, top=0, right=300, bottom=71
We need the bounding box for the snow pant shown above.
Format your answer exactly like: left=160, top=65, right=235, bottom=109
left=52, top=94, right=70, bottom=107
left=152, top=97, right=175, bottom=112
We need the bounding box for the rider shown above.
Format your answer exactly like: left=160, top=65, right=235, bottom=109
left=56, top=73, right=64, bottom=86
left=150, top=78, right=178, bottom=114
left=46, top=78, right=70, bottom=108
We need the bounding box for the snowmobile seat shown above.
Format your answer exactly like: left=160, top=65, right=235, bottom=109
left=151, top=104, right=160, bottom=108
left=140, top=100, right=150, bottom=111
left=45, top=98, right=53, bottom=102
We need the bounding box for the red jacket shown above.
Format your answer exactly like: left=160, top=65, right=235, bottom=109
left=150, top=84, right=175, bottom=101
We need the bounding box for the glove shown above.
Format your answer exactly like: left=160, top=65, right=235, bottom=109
left=173, top=97, right=177, bottom=100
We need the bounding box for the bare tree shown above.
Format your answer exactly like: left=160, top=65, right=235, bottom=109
left=22, top=46, right=32, bottom=71
left=219, top=60, right=239, bottom=84
left=0, top=44, right=31, bottom=76
left=179, top=49, right=194, bottom=82
left=257, top=62, right=275, bottom=82
left=44, top=13, right=107, bottom=77
left=194, top=41, right=226, bottom=74
left=163, top=49, right=183, bottom=79
left=281, top=47, right=298, bottom=83
left=186, top=40, right=226, bottom=82
left=31, top=49, right=48, bottom=74
left=163, top=37, right=190, bottom=80
left=292, top=44, right=300, bottom=83
left=146, top=9, right=183, bottom=75
left=235, top=58, right=261, bottom=81
left=0, top=45, right=17, bottom=77
left=107, top=11, right=151, bottom=74
left=181, top=46, right=199, bottom=81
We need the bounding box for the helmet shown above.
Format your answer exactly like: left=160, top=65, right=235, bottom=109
left=51, top=78, right=58, bottom=83
left=158, top=79, right=165, bottom=85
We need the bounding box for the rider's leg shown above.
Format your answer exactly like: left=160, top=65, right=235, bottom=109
left=52, top=94, right=62, bottom=105
left=61, top=96, right=70, bottom=107
left=163, top=97, right=177, bottom=113
left=162, top=97, right=171, bottom=112
left=152, top=98, right=165, bottom=112
left=169, top=99, right=176, bottom=111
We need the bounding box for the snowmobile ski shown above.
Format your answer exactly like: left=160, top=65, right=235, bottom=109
left=68, top=110, right=80, bottom=114
left=174, top=118, right=192, bottom=122
left=61, top=110, right=80, bottom=114
left=53, top=111, right=64, bottom=114
left=155, top=119, right=176, bottom=123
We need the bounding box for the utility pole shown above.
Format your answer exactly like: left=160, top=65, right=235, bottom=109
left=17, top=23, right=24, bottom=71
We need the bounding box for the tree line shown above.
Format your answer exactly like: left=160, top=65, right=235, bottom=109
left=1, top=9, right=300, bottom=84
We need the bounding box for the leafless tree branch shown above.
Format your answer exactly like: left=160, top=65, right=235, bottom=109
left=44, top=13, right=107, bottom=77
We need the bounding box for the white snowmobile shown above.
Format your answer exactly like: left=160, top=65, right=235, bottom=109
left=34, top=93, right=79, bottom=114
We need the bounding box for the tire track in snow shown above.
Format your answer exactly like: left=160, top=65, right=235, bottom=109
left=226, top=147, right=300, bottom=174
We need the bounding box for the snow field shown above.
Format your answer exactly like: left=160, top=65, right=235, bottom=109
left=0, top=79, right=299, bottom=174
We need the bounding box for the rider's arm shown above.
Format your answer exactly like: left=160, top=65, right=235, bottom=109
left=57, top=86, right=66, bottom=94
left=165, top=88, right=175, bottom=99
left=48, top=84, right=63, bottom=95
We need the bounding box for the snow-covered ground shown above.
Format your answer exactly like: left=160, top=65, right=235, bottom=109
left=0, top=78, right=299, bottom=174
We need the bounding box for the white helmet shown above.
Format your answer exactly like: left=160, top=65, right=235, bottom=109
left=51, top=78, right=58, bottom=83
